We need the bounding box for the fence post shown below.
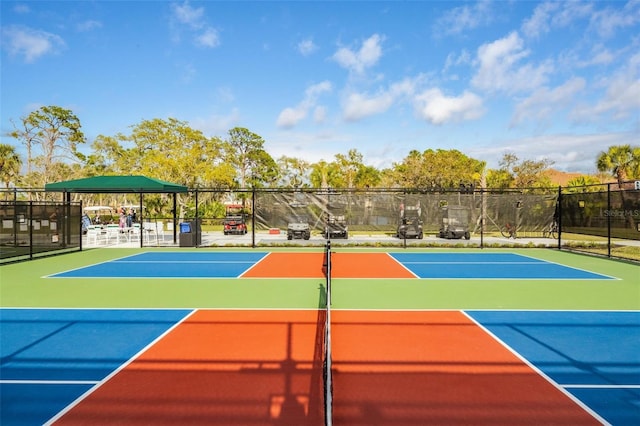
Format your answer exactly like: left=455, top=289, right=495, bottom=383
left=557, top=186, right=562, bottom=251
left=252, top=187, right=256, bottom=248
left=195, top=188, right=199, bottom=248
left=28, top=201, right=34, bottom=260
left=607, top=183, right=611, bottom=258
left=480, top=188, right=484, bottom=249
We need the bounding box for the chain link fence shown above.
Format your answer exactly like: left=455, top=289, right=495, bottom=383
left=1, top=198, right=82, bottom=263
left=3, top=182, right=638, bottom=263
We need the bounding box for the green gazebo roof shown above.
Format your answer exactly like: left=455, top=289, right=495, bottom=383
left=45, top=175, right=188, bottom=193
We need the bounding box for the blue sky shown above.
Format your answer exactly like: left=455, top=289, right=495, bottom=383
left=1, top=0, right=639, bottom=174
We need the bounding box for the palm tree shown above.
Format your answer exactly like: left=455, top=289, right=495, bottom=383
left=596, top=144, right=640, bottom=230
left=0, top=143, right=22, bottom=190
left=596, top=144, right=639, bottom=187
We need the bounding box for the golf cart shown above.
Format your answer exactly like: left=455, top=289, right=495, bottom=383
left=397, top=201, right=423, bottom=239
left=223, top=204, right=248, bottom=235
left=438, top=205, right=470, bottom=239
left=323, top=197, right=348, bottom=239
left=324, top=214, right=348, bottom=239
left=287, top=202, right=311, bottom=240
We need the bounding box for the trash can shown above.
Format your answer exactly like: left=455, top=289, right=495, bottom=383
left=179, top=220, right=202, bottom=247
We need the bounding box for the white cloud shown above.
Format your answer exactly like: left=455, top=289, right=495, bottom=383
left=172, top=1, right=205, bottom=29
left=13, top=4, right=30, bottom=14
left=468, top=132, right=635, bottom=172
left=511, top=77, right=586, bottom=127
left=343, top=91, right=395, bottom=121
left=191, top=108, right=241, bottom=136
left=1, top=25, right=65, bottom=63
left=297, top=38, right=317, bottom=56
left=472, top=32, right=552, bottom=94
left=196, top=27, right=219, bottom=48
left=590, top=0, right=640, bottom=38
left=313, top=106, right=327, bottom=124
left=522, top=1, right=593, bottom=38
left=413, top=88, right=484, bottom=125
left=434, top=0, right=494, bottom=36
left=277, top=107, right=307, bottom=129
left=341, top=77, right=419, bottom=122
left=571, top=53, right=640, bottom=122
left=77, top=20, right=103, bottom=32
left=332, top=34, right=384, bottom=74
left=443, top=49, right=471, bottom=73
left=276, top=81, right=332, bottom=128
left=170, top=1, right=219, bottom=48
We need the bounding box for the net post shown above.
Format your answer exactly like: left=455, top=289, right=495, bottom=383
left=324, top=239, right=333, bottom=425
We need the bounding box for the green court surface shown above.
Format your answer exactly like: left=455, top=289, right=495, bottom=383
left=1, top=247, right=638, bottom=311
left=1, top=247, right=639, bottom=426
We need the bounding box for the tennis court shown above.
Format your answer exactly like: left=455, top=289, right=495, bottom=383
left=1, top=247, right=639, bottom=425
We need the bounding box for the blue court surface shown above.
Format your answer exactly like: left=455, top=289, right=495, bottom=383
left=467, top=310, right=640, bottom=425
left=0, top=309, right=192, bottom=425
left=1, top=309, right=638, bottom=425
left=49, top=252, right=269, bottom=278
left=48, top=251, right=616, bottom=280
left=390, top=252, right=616, bottom=279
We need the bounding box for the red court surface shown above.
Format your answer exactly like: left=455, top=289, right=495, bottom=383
left=331, top=310, right=598, bottom=425
left=242, top=252, right=416, bottom=279
left=53, top=310, right=599, bottom=425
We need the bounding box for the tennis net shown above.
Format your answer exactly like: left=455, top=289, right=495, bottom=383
left=323, top=241, right=333, bottom=426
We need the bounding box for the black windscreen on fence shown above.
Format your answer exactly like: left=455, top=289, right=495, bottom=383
left=251, top=189, right=558, bottom=239
left=0, top=200, right=82, bottom=262
left=561, top=187, right=640, bottom=240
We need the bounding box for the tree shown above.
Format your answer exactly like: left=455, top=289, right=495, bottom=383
left=487, top=152, right=553, bottom=190
left=277, top=156, right=310, bottom=188
left=114, top=118, right=234, bottom=189
left=596, top=145, right=640, bottom=186
left=331, top=149, right=380, bottom=189
left=90, top=118, right=235, bottom=219
left=0, top=144, right=22, bottom=190
left=8, top=106, right=85, bottom=188
left=225, top=127, right=278, bottom=188
left=391, top=149, right=485, bottom=189
left=354, top=164, right=381, bottom=188
left=309, top=160, right=335, bottom=188
left=566, top=175, right=602, bottom=189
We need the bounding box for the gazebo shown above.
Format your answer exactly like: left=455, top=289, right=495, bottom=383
left=45, top=175, right=189, bottom=246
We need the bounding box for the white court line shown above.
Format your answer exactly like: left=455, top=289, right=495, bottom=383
left=1, top=380, right=99, bottom=385
left=113, top=260, right=257, bottom=264
left=563, top=384, right=640, bottom=389
left=384, top=252, right=420, bottom=278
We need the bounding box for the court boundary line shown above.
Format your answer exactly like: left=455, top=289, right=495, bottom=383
left=45, top=251, right=272, bottom=279
left=563, top=384, right=640, bottom=389
left=461, top=310, right=611, bottom=425
left=41, top=250, right=619, bottom=280
left=0, top=379, right=100, bottom=385
left=383, top=252, right=420, bottom=278
left=3, top=306, right=639, bottom=313
left=237, top=251, right=272, bottom=278
left=43, top=252, right=153, bottom=279
left=389, top=251, right=618, bottom=280
left=42, top=308, right=198, bottom=426
left=514, top=252, right=620, bottom=280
